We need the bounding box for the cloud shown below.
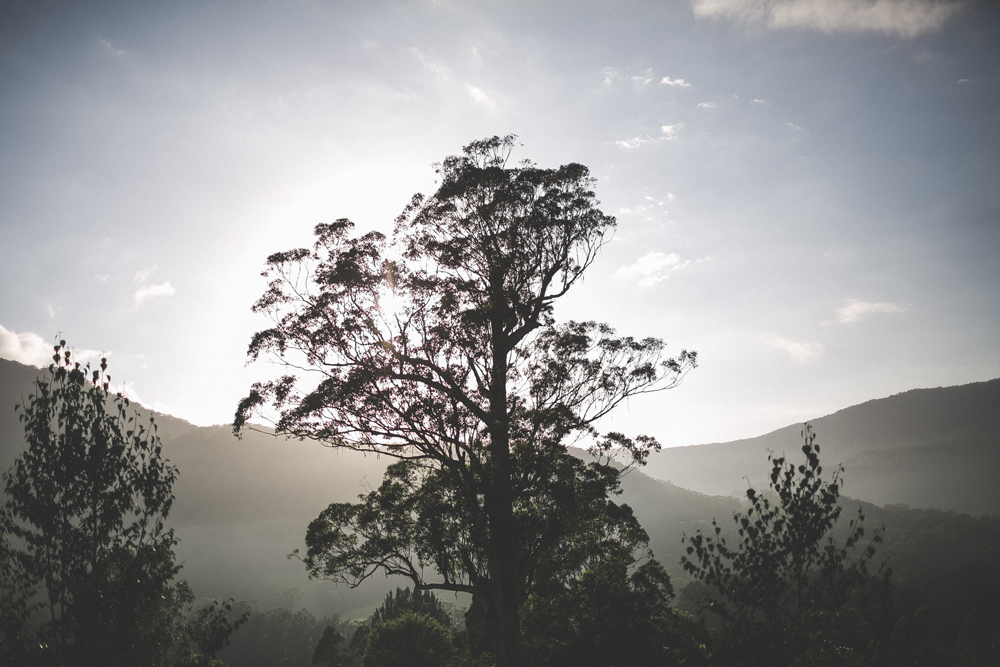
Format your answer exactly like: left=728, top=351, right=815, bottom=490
left=692, top=0, right=965, bottom=38
left=466, top=85, right=495, bottom=106
left=0, top=326, right=104, bottom=368
left=602, top=69, right=665, bottom=90
left=751, top=98, right=765, bottom=104
left=95, top=274, right=110, bottom=283
left=135, top=282, right=176, bottom=305
left=661, top=123, right=684, bottom=139
left=787, top=121, right=803, bottom=130
left=767, top=336, right=826, bottom=363
left=0, top=326, right=53, bottom=367
left=661, top=76, right=692, bottom=87
left=99, top=38, right=125, bottom=57
left=615, top=252, right=684, bottom=287
left=632, top=70, right=655, bottom=86
left=616, top=125, right=683, bottom=148
left=601, top=69, right=621, bottom=87
left=698, top=101, right=716, bottom=108
left=836, top=299, right=906, bottom=324
left=411, top=47, right=449, bottom=81
left=134, top=267, right=154, bottom=283
left=616, top=135, right=654, bottom=149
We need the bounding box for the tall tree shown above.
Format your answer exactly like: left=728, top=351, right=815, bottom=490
left=235, top=135, right=696, bottom=667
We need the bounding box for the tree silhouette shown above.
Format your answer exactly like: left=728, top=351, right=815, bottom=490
left=0, top=341, right=179, bottom=666
left=235, top=135, right=696, bottom=667
left=681, top=425, right=888, bottom=666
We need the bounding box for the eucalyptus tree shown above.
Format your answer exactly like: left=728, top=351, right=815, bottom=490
left=235, top=135, right=696, bottom=667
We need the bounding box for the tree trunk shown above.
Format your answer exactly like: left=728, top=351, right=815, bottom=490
left=492, top=592, right=524, bottom=667
left=486, top=283, right=525, bottom=667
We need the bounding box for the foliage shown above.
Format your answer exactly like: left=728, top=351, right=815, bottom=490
left=0, top=341, right=181, bottom=666
left=0, top=342, right=246, bottom=667
left=521, top=556, right=710, bottom=667
left=236, top=135, right=695, bottom=666
left=0, top=529, right=36, bottom=664
left=312, top=626, right=349, bottom=667
left=681, top=425, right=889, bottom=666
left=175, top=594, right=250, bottom=665
left=218, top=603, right=353, bottom=667
left=361, top=612, right=456, bottom=667
left=369, top=587, right=451, bottom=628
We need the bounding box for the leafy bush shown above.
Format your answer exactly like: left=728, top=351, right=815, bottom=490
left=362, top=612, right=455, bottom=667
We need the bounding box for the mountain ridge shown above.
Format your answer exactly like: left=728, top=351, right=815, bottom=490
left=644, top=378, right=1000, bottom=514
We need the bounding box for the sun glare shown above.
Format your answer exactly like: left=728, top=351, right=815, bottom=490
left=379, top=289, right=405, bottom=319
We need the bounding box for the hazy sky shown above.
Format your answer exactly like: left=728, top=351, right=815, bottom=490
left=1, top=0, right=997, bottom=447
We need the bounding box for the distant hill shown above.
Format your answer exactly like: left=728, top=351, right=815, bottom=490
left=644, top=379, right=1000, bottom=516
left=3, top=357, right=999, bottom=619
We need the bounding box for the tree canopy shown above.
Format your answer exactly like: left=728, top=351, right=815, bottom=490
left=235, top=135, right=695, bottom=667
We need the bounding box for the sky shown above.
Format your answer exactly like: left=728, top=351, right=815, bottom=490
left=0, top=0, right=997, bottom=448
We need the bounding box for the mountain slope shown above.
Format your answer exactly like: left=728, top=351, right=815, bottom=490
left=644, top=379, right=1000, bottom=515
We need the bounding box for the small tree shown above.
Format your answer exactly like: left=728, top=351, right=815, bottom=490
left=362, top=612, right=456, bottom=667
left=0, top=341, right=180, bottom=666
left=681, top=425, right=888, bottom=666
left=236, top=135, right=695, bottom=667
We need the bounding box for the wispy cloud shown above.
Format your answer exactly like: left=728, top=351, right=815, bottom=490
left=766, top=336, right=826, bottom=363
left=632, top=69, right=656, bottom=86
left=616, top=135, right=654, bottom=149
left=661, top=123, right=684, bottom=139
left=411, top=47, right=449, bottom=81
left=134, top=267, right=155, bottom=283
left=616, top=124, right=684, bottom=148
left=698, top=101, right=716, bottom=108
left=661, top=76, right=692, bottom=87
left=135, top=282, right=176, bottom=305
left=602, top=68, right=665, bottom=90
left=98, top=38, right=125, bottom=57
left=836, top=299, right=907, bottom=324
left=693, top=0, right=965, bottom=39
left=466, top=85, right=495, bottom=107
left=615, top=252, right=686, bottom=287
